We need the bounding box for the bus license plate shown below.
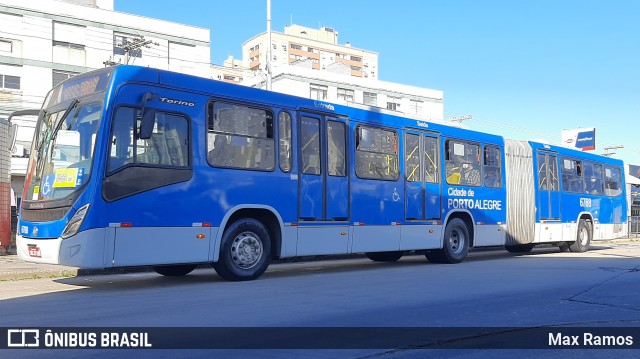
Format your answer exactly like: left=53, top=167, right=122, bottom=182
left=28, top=246, right=41, bottom=258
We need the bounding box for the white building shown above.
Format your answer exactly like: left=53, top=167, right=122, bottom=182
left=0, top=0, right=211, bottom=197
left=247, top=65, right=444, bottom=122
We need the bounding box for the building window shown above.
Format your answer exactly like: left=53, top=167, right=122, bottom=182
left=53, top=21, right=85, bottom=46
left=310, top=84, right=328, bottom=100
left=52, top=70, right=78, bottom=88
left=0, top=40, right=12, bottom=53
left=0, top=74, right=20, bottom=90
left=290, top=44, right=302, bottom=51
left=350, top=56, right=362, bottom=62
left=363, top=92, right=377, bottom=106
left=409, top=100, right=423, bottom=115
left=387, top=97, right=400, bottom=111
left=337, top=88, right=354, bottom=102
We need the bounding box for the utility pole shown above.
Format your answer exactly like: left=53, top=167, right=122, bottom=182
left=266, top=0, right=272, bottom=91
left=602, top=145, right=624, bottom=157
left=117, top=36, right=159, bottom=65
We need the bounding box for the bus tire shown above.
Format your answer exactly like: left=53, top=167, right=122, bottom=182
left=569, top=219, right=591, bottom=253
left=213, top=218, right=271, bottom=281
left=425, top=218, right=469, bottom=264
left=505, top=244, right=534, bottom=253
left=153, top=264, right=198, bottom=276
left=365, top=251, right=404, bottom=262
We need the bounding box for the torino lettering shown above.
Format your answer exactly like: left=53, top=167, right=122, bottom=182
left=159, top=97, right=195, bottom=107
left=447, top=198, right=502, bottom=211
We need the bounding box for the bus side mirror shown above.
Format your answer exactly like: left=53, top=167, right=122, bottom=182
left=139, top=109, right=156, bottom=140
left=138, top=92, right=156, bottom=140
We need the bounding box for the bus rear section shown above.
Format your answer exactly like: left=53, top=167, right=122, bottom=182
left=503, top=139, right=627, bottom=253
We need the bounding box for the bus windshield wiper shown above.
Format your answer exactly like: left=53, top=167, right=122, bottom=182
left=51, top=99, right=79, bottom=140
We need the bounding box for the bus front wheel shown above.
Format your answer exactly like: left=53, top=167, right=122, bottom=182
left=568, top=219, right=592, bottom=253
left=213, top=218, right=271, bottom=281
left=425, top=218, right=470, bottom=264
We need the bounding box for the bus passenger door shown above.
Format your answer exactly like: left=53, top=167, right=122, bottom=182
left=404, top=131, right=441, bottom=221
left=404, top=131, right=423, bottom=220
left=299, top=114, right=323, bottom=221
left=423, top=134, right=441, bottom=220
left=325, top=117, right=349, bottom=221
left=537, top=152, right=560, bottom=220
left=297, top=112, right=349, bottom=255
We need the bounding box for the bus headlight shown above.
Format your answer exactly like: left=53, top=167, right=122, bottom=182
left=61, top=204, right=90, bottom=239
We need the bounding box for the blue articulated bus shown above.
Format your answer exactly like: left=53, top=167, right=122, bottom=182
left=16, top=66, right=628, bottom=281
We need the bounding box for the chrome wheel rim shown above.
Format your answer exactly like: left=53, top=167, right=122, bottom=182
left=578, top=226, right=589, bottom=246
left=231, top=231, right=263, bottom=269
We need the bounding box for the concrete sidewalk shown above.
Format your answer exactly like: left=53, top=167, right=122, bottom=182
left=0, top=254, right=79, bottom=281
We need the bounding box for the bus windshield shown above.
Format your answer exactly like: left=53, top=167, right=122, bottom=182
left=24, top=101, right=103, bottom=201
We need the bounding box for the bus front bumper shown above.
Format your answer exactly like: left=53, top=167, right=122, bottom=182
left=16, top=228, right=109, bottom=269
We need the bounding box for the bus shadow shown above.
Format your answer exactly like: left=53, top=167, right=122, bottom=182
left=49, top=244, right=626, bottom=290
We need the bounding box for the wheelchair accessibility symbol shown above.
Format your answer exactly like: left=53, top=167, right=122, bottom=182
left=392, top=188, right=400, bottom=202
left=41, top=174, right=54, bottom=197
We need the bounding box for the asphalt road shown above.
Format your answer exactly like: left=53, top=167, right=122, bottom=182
left=1, top=241, right=639, bottom=358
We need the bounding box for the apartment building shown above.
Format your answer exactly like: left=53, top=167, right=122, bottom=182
left=242, top=24, right=443, bottom=121
left=244, top=24, right=379, bottom=80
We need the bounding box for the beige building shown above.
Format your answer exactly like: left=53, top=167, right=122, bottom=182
left=210, top=55, right=245, bottom=84
left=243, top=24, right=378, bottom=80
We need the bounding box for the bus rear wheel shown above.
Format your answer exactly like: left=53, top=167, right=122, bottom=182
left=568, top=219, right=591, bottom=253
left=213, top=218, right=271, bottom=281
left=425, top=218, right=469, bottom=264
left=153, top=264, right=198, bottom=276
left=365, top=251, right=404, bottom=262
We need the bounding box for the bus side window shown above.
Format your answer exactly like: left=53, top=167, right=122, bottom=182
left=537, top=153, right=547, bottom=190
left=484, top=145, right=501, bottom=188
left=561, top=158, right=583, bottom=193
left=604, top=166, right=622, bottom=196
left=108, top=107, right=189, bottom=173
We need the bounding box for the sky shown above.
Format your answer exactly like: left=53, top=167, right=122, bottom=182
left=114, top=0, right=640, bottom=166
